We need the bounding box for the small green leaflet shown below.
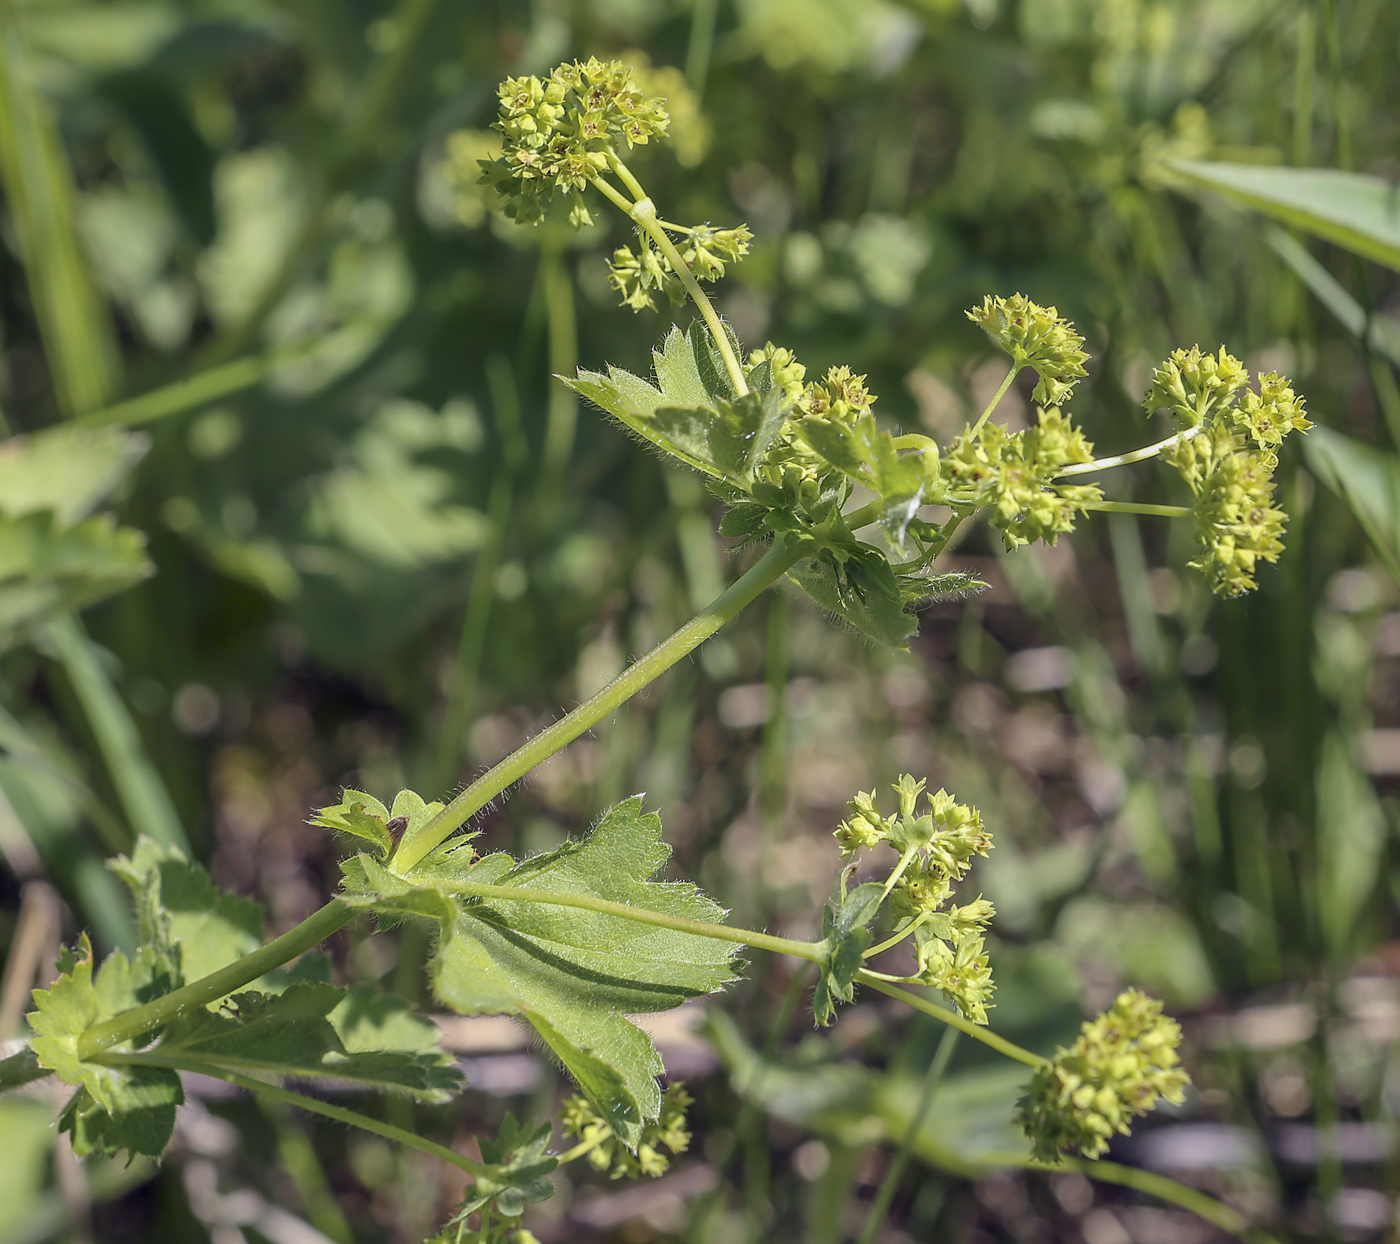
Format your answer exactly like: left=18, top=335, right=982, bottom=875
left=812, top=883, right=883, bottom=1027
left=786, top=546, right=918, bottom=649
left=311, top=788, right=450, bottom=859
left=342, top=796, right=740, bottom=1148
left=564, top=323, right=788, bottom=488
left=452, top=1115, right=557, bottom=1221
left=28, top=936, right=182, bottom=1157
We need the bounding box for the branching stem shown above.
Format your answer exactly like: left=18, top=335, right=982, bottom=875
left=971, top=360, right=1023, bottom=434
left=594, top=150, right=750, bottom=398
left=396, top=536, right=801, bottom=870
left=858, top=973, right=1048, bottom=1069
left=95, top=1051, right=490, bottom=1179
left=1056, top=423, right=1203, bottom=477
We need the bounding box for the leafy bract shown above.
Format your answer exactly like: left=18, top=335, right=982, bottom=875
left=796, top=415, right=939, bottom=547
left=564, top=323, right=788, bottom=488
left=453, top=1115, right=557, bottom=1221
left=786, top=546, right=918, bottom=649
left=812, top=883, right=883, bottom=1026
left=311, top=788, right=447, bottom=859
left=28, top=936, right=183, bottom=1157
left=341, top=796, right=740, bottom=1147
left=1166, top=160, right=1400, bottom=273
left=110, top=837, right=264, bottom=985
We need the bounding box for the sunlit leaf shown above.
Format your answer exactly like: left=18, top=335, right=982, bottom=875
left=1167, top=160, right=1400, bottom=273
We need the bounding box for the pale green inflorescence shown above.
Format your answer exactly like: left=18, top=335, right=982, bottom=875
left=835, top=776, right=997, bottom=1024
left=1018, top=989, right=1190, bottom=1161
left=560, top=1083, right=692, bottom=1180
left=967, top=293, right=1090, bottom=407
left=480, top=59, right=670, bottom=227
left=939, top=407, right=1103, bottom=550
left=1146, top=346, right=1310, bottom=597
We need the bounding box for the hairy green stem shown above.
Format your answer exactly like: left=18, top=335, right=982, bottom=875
left=858, top=973, right=1047, bottom=1069
left=970, top=361, right=1022, bottom=434
left=1083, top=501, right=1193, bottom=519
left=593, top=151, right=749, bottom=398
left=436, top=879, right=822, bottom=962
left=635, top=204, right=749, bottom=397
left=396, top=536, right=801, bottom=871
left=97, top=1051, right=489, bottom=1179
left=76, top=900, right=354, bottom=1059
left=1056, top=423, right=1204, bottom=477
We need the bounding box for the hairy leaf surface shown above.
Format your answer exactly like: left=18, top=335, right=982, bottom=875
left=787, top=546, right=918, bottom=648
left=157, top=983, right=460, bottom=1100
left=343, top=797, right=739, bottom=1146
left=110, top=838, right=264, bottom=985
left=812, top=883, right=883, bottom=1026
left=28, top=936, right=183, bottom=1157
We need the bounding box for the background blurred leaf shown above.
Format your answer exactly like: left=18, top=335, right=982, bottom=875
left=1167, top=160, right=1400, bottom=273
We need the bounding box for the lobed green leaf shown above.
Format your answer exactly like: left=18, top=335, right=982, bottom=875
left=343, top=796, right=740, bottom=1147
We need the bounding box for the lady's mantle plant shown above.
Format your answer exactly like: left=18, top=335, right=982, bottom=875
left=4, top=59, right=1311, bottom=1243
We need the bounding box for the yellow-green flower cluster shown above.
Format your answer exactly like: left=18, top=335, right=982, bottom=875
left=480, top=59, right=670, bottom=226
left=1142, top=347, right=1308, bottom=596
left=1164, top=423, right=1286, bottom=597
left=940, top=408, right=1102, bottom=549
left=747, top=343, right=807, bottom=402
left=1018, top=989, right=1190, bottom=1161
left=607, top=225, right=753, bottom=311
left=795, top=365, right=877, bottom=421
left=560, top=1083, right=692, bottom=1180
left=1144, top=346, right=1250, bottom=427
left=1236, top=371, right=1312, bottom=448
left=835, top=776, right=996, bottom=1023
left=967, top=294, right=1089, bottom=407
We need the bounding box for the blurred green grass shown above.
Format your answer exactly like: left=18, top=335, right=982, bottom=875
left=1, top=0, right=1399, bottom=1240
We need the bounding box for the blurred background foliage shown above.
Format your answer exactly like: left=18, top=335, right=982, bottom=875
left=1, top=0, right=1399, bottom=1240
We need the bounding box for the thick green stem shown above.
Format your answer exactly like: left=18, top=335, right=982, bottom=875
left=1056, top=423, right=1204, bottom=478
left=1082, top=501, right=1192, bottom=519
left=77, top=900, right=354, bottom=1059
left=858, top=973, right=1047, bottom=1069
left=395, top=537, right=801, bottom=871
left=97, top=1051, right=489, bottom=1179
left=435, top=879, right=822, bottom=962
